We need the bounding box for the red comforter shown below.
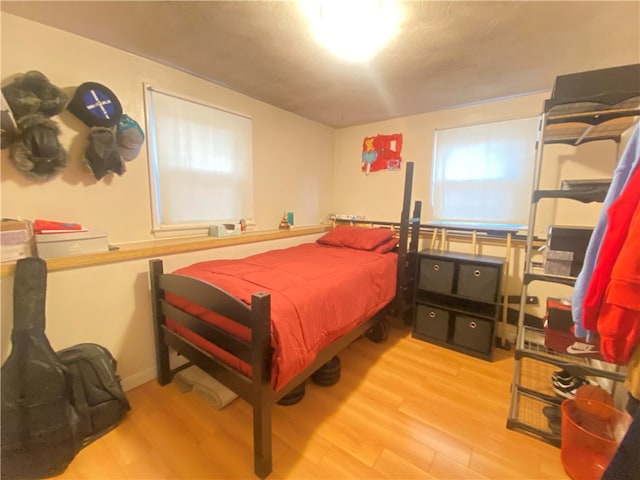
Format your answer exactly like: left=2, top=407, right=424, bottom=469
left=167, top=243, right=397, bottom=391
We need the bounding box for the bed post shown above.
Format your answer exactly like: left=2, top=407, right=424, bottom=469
left=397, top=161, right=413, bottom=279
left=409, top=201, right=422, bottom=255
left=404, top=200, right=422, bottom=322
left=149, top=259, right=172, bottom=386
left=396, top=162, right=417, bottom=318
left=250, top=292, right=273, bottom=479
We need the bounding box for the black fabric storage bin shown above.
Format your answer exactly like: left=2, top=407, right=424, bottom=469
left=415, top=304, right=450, bottom=341
left=456, top=264, right=500, bottom=302
left=418, top=257, right=454, bottom=293
left=452, top=315, right=494, bottom=354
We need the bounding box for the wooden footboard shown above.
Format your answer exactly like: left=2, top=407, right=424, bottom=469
left=149, top=259, right=389, bottom=477
left=150, top=259, right=274, bottom=477
left=148, top=162, right=419, bottom=478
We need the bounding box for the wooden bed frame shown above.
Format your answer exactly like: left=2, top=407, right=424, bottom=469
left=148, top=162, right=421, bottom=478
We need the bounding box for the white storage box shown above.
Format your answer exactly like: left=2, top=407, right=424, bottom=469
left=35, top=230, right=108, bottom=259
left=1, top=243, right=32, bottom=262
left=208, top=224, right=241, bottom=237
left=1, top=220, right=33, bottom=261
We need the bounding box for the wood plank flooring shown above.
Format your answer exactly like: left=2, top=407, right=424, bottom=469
left=53, top=318, right=568, bottom=479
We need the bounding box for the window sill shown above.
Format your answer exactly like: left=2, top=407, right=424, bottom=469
left=1, top=225, right=331, bottom=277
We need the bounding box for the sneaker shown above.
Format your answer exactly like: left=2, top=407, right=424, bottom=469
left=548, top=417, right=562, bottom=436
left=551, top=369, right=572, bottom=381
left=552, top=375, right=585, bottom=389
left=542, top=405, right=562, bottom=436
left=566, top=341, right=599, bottom=355
left=552, top=376, right=591, bottom=398
left=542, top=405, right=561, bottom=422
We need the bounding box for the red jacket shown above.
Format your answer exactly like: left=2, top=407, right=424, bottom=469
left=583, top=166, right=640, bottom=332
left=597, top=198, right=640, bottom=364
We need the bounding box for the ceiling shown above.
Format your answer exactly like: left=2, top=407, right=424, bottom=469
left=2, top=1, right=639, bottom=128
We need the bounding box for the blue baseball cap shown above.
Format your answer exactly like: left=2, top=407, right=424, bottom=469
left=68, top=82, right=122, bottom=128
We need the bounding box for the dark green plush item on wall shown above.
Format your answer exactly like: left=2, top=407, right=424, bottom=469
left=10, top=114, right=67, bottom=181
left=2, top=70, right=68, bottom=119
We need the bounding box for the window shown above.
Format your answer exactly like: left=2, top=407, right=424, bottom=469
left=145, top=85, right=253, bottom=236
left=431, top=116, right=538, bottom=230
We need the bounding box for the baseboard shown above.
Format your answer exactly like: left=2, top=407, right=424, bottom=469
left=121, top=367, right=157, bottom=392
left=121, top=353, right=189, bottom=392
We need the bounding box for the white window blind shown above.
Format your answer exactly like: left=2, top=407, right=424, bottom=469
left=146, top=85, right=253, bottom=235
left=431, top=116, right=538, bottom=230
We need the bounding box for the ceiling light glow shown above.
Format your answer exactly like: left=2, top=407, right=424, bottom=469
left=300, top=0, right=403, bottom=62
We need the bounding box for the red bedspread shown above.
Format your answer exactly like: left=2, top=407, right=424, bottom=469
left=167, top=243, right=397, bottom=391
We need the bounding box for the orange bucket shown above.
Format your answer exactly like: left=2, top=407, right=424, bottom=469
left=561, top=398, right=631, bottom=480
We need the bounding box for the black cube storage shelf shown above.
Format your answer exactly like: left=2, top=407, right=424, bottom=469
left=412, top=249, right=505, bottom=361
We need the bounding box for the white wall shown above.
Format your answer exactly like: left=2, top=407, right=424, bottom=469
left=0, top=14, right=334, bottom=389
left=332, top=94, right=623, bottom=326
left=0, top=236, right=324, bottom=391
left=333, top=93, right=619, bottom=229
left=1, top=13, right=335, bottom=243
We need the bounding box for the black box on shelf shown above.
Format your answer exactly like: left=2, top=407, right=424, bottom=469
left=452, top=315, right=493, bottom=355
left=414, top=304, right=450, bottom=342
left=418, top=256, right=454, bottom=293
left=545, top=297, right=573, bottom=331
left=544, top=226, right=593, bottom=277
left=456, top=263, right=500, bottom=302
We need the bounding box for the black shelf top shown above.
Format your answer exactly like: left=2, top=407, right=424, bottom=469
left=524, top=273, right=576, bottom=287
left=532, top=189, right=607, bottom=204
left=544, top=64, right=640, bottom=116
left=418, top=249, right=505, bottom=266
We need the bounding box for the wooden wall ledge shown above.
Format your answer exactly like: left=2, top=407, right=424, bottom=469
left=1, top=224, right=540, bottom=277
left=1, top=225, right=331, bottom=277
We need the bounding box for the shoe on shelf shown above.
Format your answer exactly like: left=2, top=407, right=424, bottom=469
left=542, top=405, right=561, bottom=422
left=548, top=417, right=562, bottom=436
left=552, top=375, right=591, bottom=399
left=552, top=375, right=584, bottom=389
left=566, top=341, right=599, bottom=355
left=542, top=405, right=562, bottom=436
left=551, top=370, right=588, bottom=388
left=551, top=370, right=573, bottom=382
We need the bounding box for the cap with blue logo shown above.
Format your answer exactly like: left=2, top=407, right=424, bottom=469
left=67, top=82, right=122, bottom=128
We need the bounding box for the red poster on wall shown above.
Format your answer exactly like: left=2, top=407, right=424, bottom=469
left=361, top=133, right=402, bottom=175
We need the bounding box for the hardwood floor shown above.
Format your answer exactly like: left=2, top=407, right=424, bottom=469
left=53, top=318, right=569, bottom=479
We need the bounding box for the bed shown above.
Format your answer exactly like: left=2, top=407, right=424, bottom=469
left=148, top=162, right=421, bottom=478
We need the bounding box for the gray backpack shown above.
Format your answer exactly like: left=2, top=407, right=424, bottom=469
left=57, top=343, right=130, bottom=446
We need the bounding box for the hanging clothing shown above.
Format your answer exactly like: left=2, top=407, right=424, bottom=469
left=625, top=343, right=640, bottom=401
left=596, top=199, right=640, bottom=364
left=573, top=123, right=640, bottom=337
left=581, top=166, right=640, bottom=332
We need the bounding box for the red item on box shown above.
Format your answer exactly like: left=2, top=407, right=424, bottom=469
left=544, top=327, right=604, bottom=360
left=544, top=297, right=603, bottom=359
left=33, top=219, right=83, bottom=234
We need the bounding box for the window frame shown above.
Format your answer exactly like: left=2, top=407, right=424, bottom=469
left=430, top=115, right=539, bottom=233
left=144, top=83, right=253, bottom=237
